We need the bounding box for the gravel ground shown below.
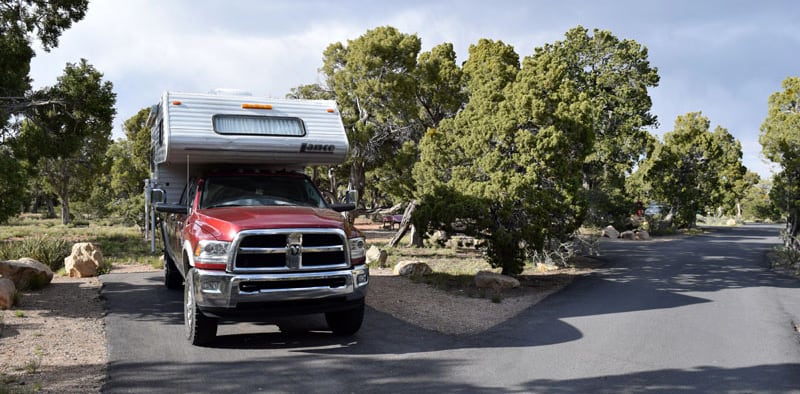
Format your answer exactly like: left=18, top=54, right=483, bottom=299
left=0, top=276, right=106, bottom=393
left=0, top=261, right=579, bottom=393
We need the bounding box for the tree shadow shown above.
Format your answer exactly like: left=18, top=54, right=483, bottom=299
left=100, top=224, right=800, bottom=392
left=521, top=363, right=800, bottom=393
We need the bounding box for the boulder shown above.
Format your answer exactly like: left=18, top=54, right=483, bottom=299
left=726, top=218, right=737, bottom=226
left=393, top=260, right=432, bottom=277
left=429, top=230, right=449, bottom=247
left=0, top=258, right=54, bottom=290
left=0, top=277, right=15, bottom=309
left=474, top=271, right=520, bottom=290
left=636, top=230, right=650, bottom=240
left=64, top=242, right=104, bottom=278
left=620, top=230, right=636, bottom=240
left=602, top=225, right=620, bottom=239
left=365, top=245, right=388, bottom=267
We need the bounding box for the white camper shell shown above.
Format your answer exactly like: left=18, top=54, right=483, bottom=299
left=150, top=91, right=348, bottom=166
left=144, top=91, right=350, bottom=250
left=146, top=91, right=349, bottom=200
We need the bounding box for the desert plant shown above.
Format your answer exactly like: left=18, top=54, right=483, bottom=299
left=0, top=235, right=70, bottom=272
left=530, top=234, right=601, bottom=268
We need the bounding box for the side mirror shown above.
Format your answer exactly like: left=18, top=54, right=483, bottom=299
left=344, top=190, right=358, bottom=204
left=330, top=203, right=356, bottom=212
left=150, top=188, right=166, bottom=204
left=155, top=202, right=189, bottom=215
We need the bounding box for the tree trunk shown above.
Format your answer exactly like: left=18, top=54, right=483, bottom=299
left=45, top=197, right=56, bottom=218
left=60, top=196, right=70, bottom=225
left=408, top=225, right=423, bottom=247
left=388, top=200, right=417, bottom=247
left=328, top=167, right=336, bottom=195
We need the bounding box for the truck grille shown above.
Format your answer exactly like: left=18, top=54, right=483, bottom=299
left=232, top=230, right=348, bottom=272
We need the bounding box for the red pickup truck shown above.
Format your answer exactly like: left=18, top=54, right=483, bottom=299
left=156, top=170, right=367, bottom=345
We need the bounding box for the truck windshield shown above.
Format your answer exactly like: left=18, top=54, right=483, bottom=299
left=199, top=175, right=327, bottom=209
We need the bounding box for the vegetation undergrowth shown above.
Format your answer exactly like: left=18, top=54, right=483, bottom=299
left=0, top=214, right=162, bottom=273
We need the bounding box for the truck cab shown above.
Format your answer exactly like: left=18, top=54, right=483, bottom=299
left=145, top=92, right=368, bottom=345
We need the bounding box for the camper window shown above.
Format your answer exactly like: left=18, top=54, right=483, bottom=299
left=212, top=115, right=306, bottom=137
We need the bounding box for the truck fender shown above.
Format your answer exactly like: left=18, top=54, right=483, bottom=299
left=182, top=239, right=196, bottom=271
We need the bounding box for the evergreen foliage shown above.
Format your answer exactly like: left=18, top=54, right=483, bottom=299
left=760, top=76, right=800, bottom=247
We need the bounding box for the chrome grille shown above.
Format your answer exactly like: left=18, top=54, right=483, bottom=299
left=231, top=229, right=348, bottom=272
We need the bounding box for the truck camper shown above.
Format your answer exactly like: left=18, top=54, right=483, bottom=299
left=144, top=91, right=367, bottom=345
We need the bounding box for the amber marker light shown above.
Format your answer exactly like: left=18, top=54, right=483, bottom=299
left=242, top=103, right=273, bottom=110
left=326, top=108, right=335, bottom=113
left=171, top=100, right=182, bottom=105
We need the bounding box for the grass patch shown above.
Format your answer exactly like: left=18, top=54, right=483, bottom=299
left=1, top=215, right=163, bottom=272
left=13, top=310, right=24, bottom=318
left=768, top=245, right=800, bottom=275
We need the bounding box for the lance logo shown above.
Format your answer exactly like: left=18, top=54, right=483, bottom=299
left=300, top=143, right=335, bottom=153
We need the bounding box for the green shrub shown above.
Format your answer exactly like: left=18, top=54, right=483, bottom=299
left=0, top=236, right=70, bottom=272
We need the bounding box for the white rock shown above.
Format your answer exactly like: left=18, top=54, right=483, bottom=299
left=474, top=271, right=520, bottom=290
left=602, top=225, right=620, bottom=239
left=393, top=260, right=432, bottom=277
left=0, top=258, right=53, bottom=290
left=366, top=245, right=388, bottom=267
left=0, top=277, right=15, bottom=309
left=64, top=242, right=104, bottom=278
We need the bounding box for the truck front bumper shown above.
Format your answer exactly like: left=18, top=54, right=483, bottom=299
left=188, top=265, right=368, bottom=318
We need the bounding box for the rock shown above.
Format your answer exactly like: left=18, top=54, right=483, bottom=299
left=535, top=263, right=559, bottom=272
left=602, top=225, right=620, bottom=239
left=0, top=258, right=54, bottom=290
left=429, top=230, right=449, bottom=247
left=620, top=230, right=636, bottom=240
left=0, top=277, right=15, bottom=309
left=726, top=218, right=737, bottom=226
left=366, top=245, right=388, bottom=267
left=64, top=242, right=104, bottom=278
left=393, top=260, right=432, bottom=277
left=474, top=271, right=520, bottom=290
left=636, top=230, right=650, bottom=240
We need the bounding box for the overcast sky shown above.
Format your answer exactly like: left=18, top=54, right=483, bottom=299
left=27, top=0, right=800, bottom=177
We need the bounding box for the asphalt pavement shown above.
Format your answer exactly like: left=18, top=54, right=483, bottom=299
left=101, top=224, right=800, bottom=393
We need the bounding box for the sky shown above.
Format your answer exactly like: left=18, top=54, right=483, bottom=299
left=27, top=0, right=800, bottom=178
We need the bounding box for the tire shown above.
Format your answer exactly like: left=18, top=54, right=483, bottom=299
left=184, top=270, right=218, bottom=346
left=164, top=252, right=183, bottom=290
left=325, top=302, right=365, bottom=336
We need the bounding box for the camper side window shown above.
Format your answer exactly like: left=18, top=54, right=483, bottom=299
left=156, top=120, right=164, bottom=147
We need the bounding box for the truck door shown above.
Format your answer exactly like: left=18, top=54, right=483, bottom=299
left=171, top=179, right=196, bottom=267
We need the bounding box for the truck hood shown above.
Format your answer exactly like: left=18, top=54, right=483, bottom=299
left=195, top=206, right=348, bottom=241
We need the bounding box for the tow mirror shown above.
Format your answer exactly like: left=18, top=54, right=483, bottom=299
left=345, top=190, right=358, bottom=204
left=155, top=202, right=189, bottom=215
left=150, top=188, right=166, bottom=204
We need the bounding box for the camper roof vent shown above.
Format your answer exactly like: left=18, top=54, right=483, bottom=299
left=210, top=88, right=252, bottom=96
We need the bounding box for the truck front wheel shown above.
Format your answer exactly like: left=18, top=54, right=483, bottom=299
left=184, top=270, right=218, bottom=346
left=325, top=302, right=365, bottom=336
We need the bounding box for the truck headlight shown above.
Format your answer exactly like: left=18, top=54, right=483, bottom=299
left=349, top=237, right=366, bottom=260
left=194, top=240, right=230, bottom=264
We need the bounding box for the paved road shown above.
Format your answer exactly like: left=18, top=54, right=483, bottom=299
left=102, top=224, right=800, bottom=393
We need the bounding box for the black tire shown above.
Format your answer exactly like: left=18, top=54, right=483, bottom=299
left=184, top=271, right=218, bottom=346
left=164, top=252, right=183, bottom=290
left=325, top=302, right=365, bottom=336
